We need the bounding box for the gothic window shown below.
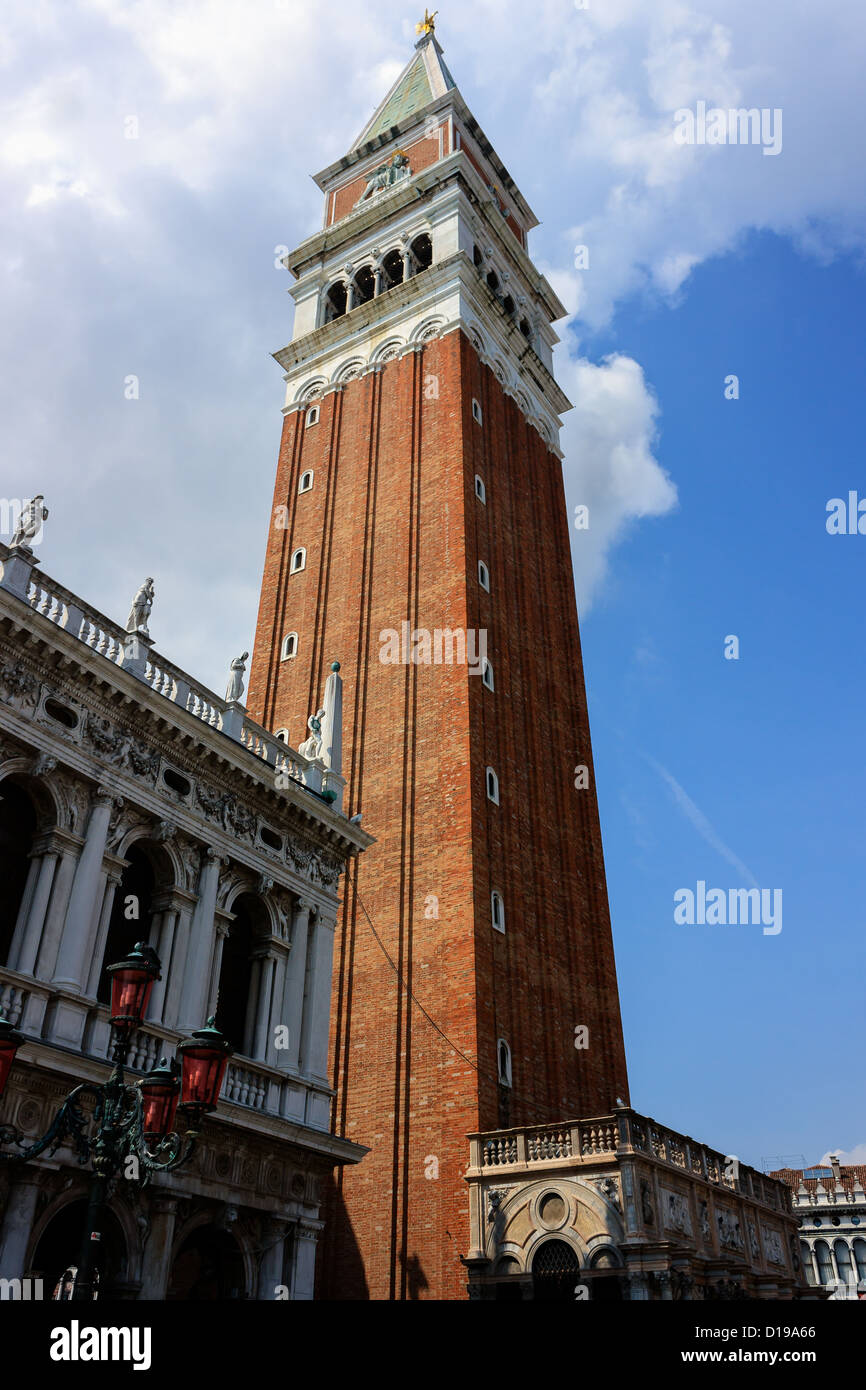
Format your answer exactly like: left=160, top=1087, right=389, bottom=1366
left=98, top=842, right=157, bottom=1004
left=482, top=658, right=494, bottom=691
left=474, top=474, right=486, bottom=504
left=486, top=767, right=499, bottom=804
left=0, top=779, right=37, bottom=967
left=323, top=282, right=347, bottom=323
left=353, top=265, right=376, bottom=306
left=305, top=406, right=319, bottom=428
left=472, top=398, right=483, bottom=425
left=280, top=633, right=298, bottom=661
left=497, top=1038, right=512, bottom=1087
left=383, top=248, right=404, bottom=289
left=834, top=1240, right=854, bottom=1284
left=491, top=891, right=505, bottom=933
left=299, top=470, right=313, bottom=494
left=290, top=547, right=306, bottom=574
left=814, top=1240, right=833, bottom=1285
left=410, top=233, right=432, bottom=273
left=215, top=892, right=270, bottom=1056
left=800, top=1242, right=816, bottom=1286
left=478, top=560, right=490, bottom=591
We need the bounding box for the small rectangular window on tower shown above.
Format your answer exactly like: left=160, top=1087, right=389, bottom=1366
left=472, top=398, right=483, bottom=425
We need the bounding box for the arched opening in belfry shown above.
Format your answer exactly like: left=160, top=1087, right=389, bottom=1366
left=519, top=316, right=532, bottom=341
left=382, top=248, right=404, bottom=289
left=0, top=778, right=38, bottom=967
left=502, top=294, right=515, bottom=316
left=473, top=243, right=483, bottom=267
left=323, top=280, right=347, bottom=323
left=97, top=842, right=159, bottom=1003
left=215, top=892, right=270, bottom=1056
left=353, top=265, right=376, bottom=306
left=410, top=234, right=432, bottom=273
left=486, top=268, right=499, bottom=293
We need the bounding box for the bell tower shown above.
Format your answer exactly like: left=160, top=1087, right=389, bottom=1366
left=248, top=20, right=629, bottom=1300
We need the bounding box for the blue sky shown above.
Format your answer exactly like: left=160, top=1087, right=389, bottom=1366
left=1, top=0, right=863, bottom=1169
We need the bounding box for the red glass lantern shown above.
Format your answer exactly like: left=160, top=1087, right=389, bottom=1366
left=0, top=1013, right=23, bottom=1101
left=106, top=943, right=161, bottom=1028
left=139, top=1058, right=180, bottom=1139
left=177, top=1018, right=232, bottom=1112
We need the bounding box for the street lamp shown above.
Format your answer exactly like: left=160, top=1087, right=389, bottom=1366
left=0, top=942, right=233, bottom=1301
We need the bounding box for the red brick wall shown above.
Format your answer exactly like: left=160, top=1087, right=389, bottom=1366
left=248, top=331, right=629, bottom=1300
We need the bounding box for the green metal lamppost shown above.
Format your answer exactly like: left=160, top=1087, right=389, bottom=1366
left=0, top=943, right=232, bottom=1301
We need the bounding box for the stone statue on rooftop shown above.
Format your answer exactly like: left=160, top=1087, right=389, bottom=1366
left=299, top=708, right=326, bottom=762
left=225, top=651, right=249, bottom=704
left=126, top=578, right=154, bottom=635
left=11, top=495, right=48, bottom=549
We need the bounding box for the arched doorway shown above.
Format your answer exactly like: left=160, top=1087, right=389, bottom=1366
left=531, top=1238, right=580, bottom=1302
left=30, top=1199, right=128, bottom=1299
left=167, top=1224, right=247, bottom=1300
left=0, top=779, right=38, bottom=966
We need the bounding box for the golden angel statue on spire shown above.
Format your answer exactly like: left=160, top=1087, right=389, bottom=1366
left=416, top=9, right=438, bottom=36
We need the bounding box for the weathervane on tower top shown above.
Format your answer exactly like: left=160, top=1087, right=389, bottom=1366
left=415, top=8, right=437, bottom=37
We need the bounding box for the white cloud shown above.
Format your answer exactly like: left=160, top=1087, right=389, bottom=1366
left=820, top=1145, right=866, bottom=1167
left=557, top=351, right=676, bottom=608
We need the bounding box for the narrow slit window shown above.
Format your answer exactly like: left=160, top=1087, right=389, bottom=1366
left=305, top=405, right=320, bottom=427
left=491, top=891, right=505, bottom=933
left=482, top=659, right=494, bottom=691
left=290, top=547, right=306, bottom=574
left=280, top=633, right=298, bottom=661
left=497, top=1039, right=512, bottom=1087
left=486, top=767, right=499, bottom=804
left=478, top=560, right=490, bottom=592
left=299, top=470, right=314, bottom=494
left=472, top=398, right=483, bottom=425
left=475, top=474, right=486, bottom=504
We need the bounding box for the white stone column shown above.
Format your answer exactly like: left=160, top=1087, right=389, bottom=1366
left=258, top=1218, right=289, bottom=1300
left=8, top=837, right=59, bottom=975
left=252, top=950, right=276, bottom=1061
left=147, top=896, right=179, bottom=1023
left=301, top=913, right=336, bottom=1080
left=178, top=849, right=222, bottom=1032
left=52, top=788, right=116, bottom=990
left=282, top=899, right=313, bottom=1072
left=138, top=1196, right=178, bottom=1300
left=34, top=837, right=81, bottom=980
left=291, top=1221, right=322, bottom=1300
left=206, top=917, right=231, bottom=1018
left=161, top=899, right=195, bottom=1030
left=85, top=867, right=122, bottom=997
left=0, top=1172, right=41, bottom=1279
left=268, top=946, right=289, bottom=1067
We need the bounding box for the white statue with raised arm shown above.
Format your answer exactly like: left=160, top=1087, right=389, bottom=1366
left=11, top=495, right=48, bottom=549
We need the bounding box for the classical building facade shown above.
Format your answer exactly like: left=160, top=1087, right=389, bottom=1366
left=772, top=1156, right=866, bottom=1299
left=464, top=1109, right=804, bottom=1300
left=0, top=532, right=370, bottom=1299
